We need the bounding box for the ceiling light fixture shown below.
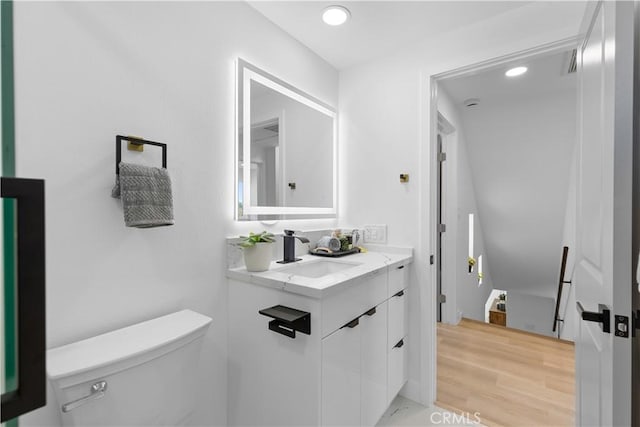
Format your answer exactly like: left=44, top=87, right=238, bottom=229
left=322, top=5, right=351, bottom=26
left=505, top=66, right=528, bottom=77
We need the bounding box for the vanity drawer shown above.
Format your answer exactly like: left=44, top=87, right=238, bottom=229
left=387, top=336, right=408, bottom=405
left=388, top=288, right=407, bottom=347
left=322, top=268, right=387, bottom=337
left=388, top=264, right=408, bottom=297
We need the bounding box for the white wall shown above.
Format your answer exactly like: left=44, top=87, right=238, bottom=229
left=339, top=1, right=585, bottom=403
left=506, top=291, right=556, bottom=337
left=438, top=89, right=493, bottom=324
left=13, top=2, right=338, bottom=426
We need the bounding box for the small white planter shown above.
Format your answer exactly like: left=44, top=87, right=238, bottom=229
left=243, top=242, right=274, bottom=272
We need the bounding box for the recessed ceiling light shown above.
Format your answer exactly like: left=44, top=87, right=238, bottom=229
left=505, top=66, right=528, bottom=77
left=322, top=5, right=351, bottom=26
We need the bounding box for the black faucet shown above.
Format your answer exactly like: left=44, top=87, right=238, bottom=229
left=277, top=230, right=310, bottom=264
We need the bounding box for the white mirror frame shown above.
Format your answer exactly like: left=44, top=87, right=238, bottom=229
left=236, top=59, right=337, bottom=218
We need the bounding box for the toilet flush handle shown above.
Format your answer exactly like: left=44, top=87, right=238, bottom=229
left=61, top=381, right=108, bottom=413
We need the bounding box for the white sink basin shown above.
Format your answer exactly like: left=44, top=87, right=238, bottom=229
left=276, top=260, right=361, bottom=279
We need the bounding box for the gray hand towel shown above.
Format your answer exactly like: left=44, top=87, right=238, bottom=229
left=111, top=162, right=174, bottom=228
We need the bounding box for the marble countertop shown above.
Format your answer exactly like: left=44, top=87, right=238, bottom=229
left=226, top=246, right=413, bottom=298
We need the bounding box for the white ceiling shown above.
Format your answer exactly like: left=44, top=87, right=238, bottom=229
left=440, top=50, right=578, bottom=107
left=248, top=1, right=532, bottom=70
left=440, top=51, right=577, bottom=296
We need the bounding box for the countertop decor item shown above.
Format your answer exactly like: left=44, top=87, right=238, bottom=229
left=238, top=231, right=275, bottom=272
left=309, top=247, right=360, bottom=257
left=316, top=236, right=341, bottom=252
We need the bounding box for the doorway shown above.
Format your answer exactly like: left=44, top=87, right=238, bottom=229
left=431, top=39, right=580, bottom=425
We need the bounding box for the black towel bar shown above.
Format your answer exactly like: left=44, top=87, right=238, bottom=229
left=115, top=135, right=167, bottom=175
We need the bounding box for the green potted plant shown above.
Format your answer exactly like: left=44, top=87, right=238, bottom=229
left=238, top=231, right=275, bottom=272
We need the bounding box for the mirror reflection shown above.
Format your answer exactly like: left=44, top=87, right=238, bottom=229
left=236, top=59, right=336, bottom=220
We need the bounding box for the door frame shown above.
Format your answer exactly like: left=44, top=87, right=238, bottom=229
left=633, top=4, right=640, bottom=425
left=436, top=115, right=454, bottom=324
left=425, top=36, right=581, bottom=405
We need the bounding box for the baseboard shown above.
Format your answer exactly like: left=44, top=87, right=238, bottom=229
left=399, top=379, right=421, bottom=404
left=460, top=317, right=575, bottom=345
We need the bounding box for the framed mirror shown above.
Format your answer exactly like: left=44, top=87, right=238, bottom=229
left=236, top=59, right=337, bottom=220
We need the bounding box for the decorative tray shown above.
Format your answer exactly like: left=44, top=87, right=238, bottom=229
left=309, top=247, right=360, bottom=258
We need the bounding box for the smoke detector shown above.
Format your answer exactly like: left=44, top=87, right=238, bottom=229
left=463, top=98, right=480, bottom=108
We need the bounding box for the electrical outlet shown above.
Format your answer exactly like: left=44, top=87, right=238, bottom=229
left=364, top=224, right=387, bottom=244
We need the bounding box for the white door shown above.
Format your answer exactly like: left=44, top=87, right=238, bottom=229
left=575, top=1, right=635, bottom=426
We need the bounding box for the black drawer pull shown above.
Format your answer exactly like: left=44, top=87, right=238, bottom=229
left=394, top=290, right=404, bottom=298
left=397, top=265, right=405, bottom=270
left=394, top=339, right=404, bottom=349
left=364, top=307, right=376, bottom=316
left=342, top=318, right=360, bottom=329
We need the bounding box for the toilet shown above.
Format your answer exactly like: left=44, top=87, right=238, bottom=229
left=47, top=309, right=212, bottom=426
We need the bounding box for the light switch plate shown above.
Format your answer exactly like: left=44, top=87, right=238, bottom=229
left=363, top=224, right=387, bottom=244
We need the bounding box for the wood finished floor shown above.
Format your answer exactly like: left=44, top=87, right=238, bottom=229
left=436, top=318, right=575, bottom=427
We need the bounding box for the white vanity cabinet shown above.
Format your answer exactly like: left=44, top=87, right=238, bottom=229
left=227, top=255, right=412, bottom=427
left=387, top=264, right=409, bottom=404
left=322, top=300, right=388, bottom=427
left=321, top=316, right=362, bottom=426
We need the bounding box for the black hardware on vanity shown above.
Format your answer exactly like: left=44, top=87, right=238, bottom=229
left=115, top=135, right=167, bottom=175
left=341, top=318, right=360, bottom=329
left=258, top=305, right=311, bottom=339
left=394, top=339, right=404, bottom=349
left=277, top=230, right=310, bottom=264
left=576, top=302, right=611, bottom=333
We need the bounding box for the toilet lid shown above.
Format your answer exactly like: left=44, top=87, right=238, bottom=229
left=47, top=309, right=211, bottom=386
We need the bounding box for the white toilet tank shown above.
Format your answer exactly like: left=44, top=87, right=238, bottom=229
left=47, top=309, right=212, bottom=426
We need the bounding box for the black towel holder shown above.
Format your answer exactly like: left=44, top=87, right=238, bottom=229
left=258, top=305, right=311, bottom=339
left=115, top=135, right=167, bottom=175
